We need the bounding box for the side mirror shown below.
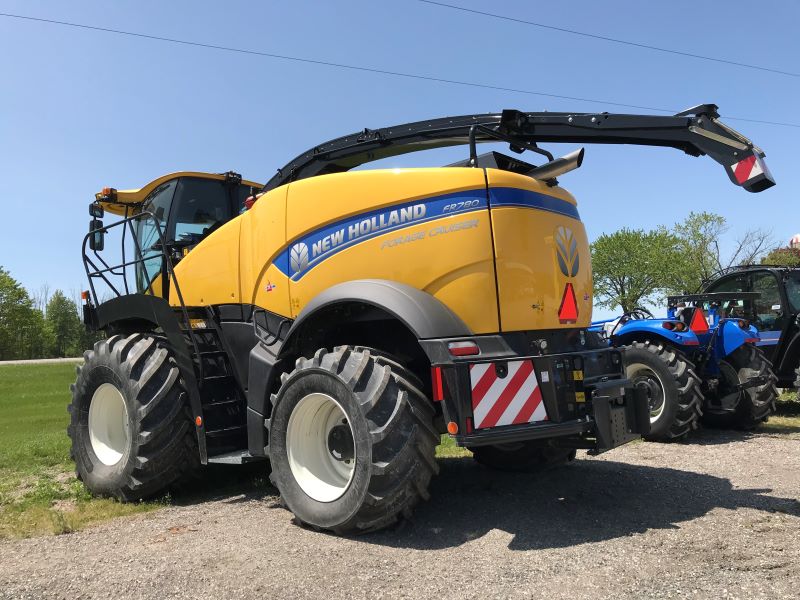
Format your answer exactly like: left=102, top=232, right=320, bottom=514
left=89, top=219, right=105, bottom=251
left=89, top=202, right=104, bottom=218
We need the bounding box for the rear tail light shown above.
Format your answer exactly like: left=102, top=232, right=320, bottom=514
left=662, top=321, right=688, bottom=332
left=431, top=366, right=445, bottom=402
left=447, top=341, right=479, bottom=356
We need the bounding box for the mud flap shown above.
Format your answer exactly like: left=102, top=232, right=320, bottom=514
left=591, top=386, right=650, bottom=454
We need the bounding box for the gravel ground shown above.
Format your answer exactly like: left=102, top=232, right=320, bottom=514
left=2, top=428, right=799, bottom=600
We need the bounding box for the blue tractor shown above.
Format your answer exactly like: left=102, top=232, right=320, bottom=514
left=593, top=292, right=778, bottom=441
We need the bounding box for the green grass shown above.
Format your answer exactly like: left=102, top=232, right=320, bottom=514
left=0, top=363, right=158, bottom=538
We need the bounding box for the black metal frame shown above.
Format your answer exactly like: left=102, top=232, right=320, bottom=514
left=81, top=211, right=210, bottom=462
left=667, top=291, right=762, bottom=307
left=264, top=104, right=774, bottom=194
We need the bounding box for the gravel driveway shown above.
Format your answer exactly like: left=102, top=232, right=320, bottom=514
left=2, top=428, right=799, bottom=600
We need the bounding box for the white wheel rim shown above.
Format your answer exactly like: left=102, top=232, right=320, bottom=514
left=286, top=393, right=355, bottom=503
left=626, top=362, right=667, bottom=423
left=88, top=383, right=130, bottom=466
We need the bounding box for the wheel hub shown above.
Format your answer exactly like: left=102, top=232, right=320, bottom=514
left=327, top=423, right=355, bottom=462
left=88, top=383, right=130, bottom=467
left=286, top=393, right=356, bottom=503
left=626, top=363, right=666, bottom=423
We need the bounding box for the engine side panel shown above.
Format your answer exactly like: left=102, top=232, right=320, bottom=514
left=486, top=169, right=592, bottom=332
left=278, top=168, right=499, bottom=334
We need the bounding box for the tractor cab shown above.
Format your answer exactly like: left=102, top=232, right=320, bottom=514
left=703, top=266, right=800, bottom=389
left=86, top=171, right=261, bottom=297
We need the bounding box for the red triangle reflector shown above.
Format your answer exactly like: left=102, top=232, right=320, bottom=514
left=558, top=282, right=579, bottom=324
left=689, top=307, right=709, bottom=334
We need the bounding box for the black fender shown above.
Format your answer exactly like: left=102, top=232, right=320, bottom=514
left=94, top=294, right=207, bottom=463
left=287, top=279, right=471, bottom=342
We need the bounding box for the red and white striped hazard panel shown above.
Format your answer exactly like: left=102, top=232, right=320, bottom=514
left=730, top=155, right=765, bottom=184
left=470, top=360, right=547, bottom=429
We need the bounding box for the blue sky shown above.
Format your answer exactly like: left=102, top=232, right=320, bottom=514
left=1, top=0, right=797, bottom=318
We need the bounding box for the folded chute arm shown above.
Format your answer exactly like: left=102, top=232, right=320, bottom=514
left=264, top=104, right=774, bottom=193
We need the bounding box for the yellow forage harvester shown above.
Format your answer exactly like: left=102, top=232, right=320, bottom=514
left=72, top=104, right=774, bottom=534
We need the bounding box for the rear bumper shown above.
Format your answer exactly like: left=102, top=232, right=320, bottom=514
left=422, top=335, right=649, bottom=453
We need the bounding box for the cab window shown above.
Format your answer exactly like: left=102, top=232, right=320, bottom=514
left=135, top=180, right=178, bottom=292
left=751, top=271, right=782, bottom=329
left=705, top=275, right=748, bottom=318
left=172, top=178, right=233, bottom=244
left=786, top=272, right=800, bottom=312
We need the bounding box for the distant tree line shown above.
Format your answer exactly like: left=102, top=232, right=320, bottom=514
left=592, top=211, right=795, bottom=314
left=0, top=266, right=102, bottom=360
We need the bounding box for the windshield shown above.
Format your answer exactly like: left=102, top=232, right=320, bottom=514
left=134, top=180, right=177, bottom=293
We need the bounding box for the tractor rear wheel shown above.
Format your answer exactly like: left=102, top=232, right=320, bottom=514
left=471, top=443, right=576, bottom=472
left=702, top=345, right=777, bottom=430
left=624, top=341, right=703, bottom=442
left=268, top=346, right=438, bottom=534
left=68, top=334, right=198, bottom=500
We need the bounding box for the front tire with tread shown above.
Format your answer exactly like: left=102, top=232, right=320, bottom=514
left=68, top=334, right=198, bottom=501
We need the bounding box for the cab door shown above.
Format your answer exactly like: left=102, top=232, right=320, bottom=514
left=749, top=270, right=789, bottom=362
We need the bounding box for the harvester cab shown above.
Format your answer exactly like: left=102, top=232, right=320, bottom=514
left=74, top=103, right=774, bottom=535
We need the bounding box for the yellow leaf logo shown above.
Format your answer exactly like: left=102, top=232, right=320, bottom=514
left=555, top=226, right=579, bottom=278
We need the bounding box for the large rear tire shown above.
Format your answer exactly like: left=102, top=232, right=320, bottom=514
left=471, top=443, right=576, bottom=472
left=624, top=341, right=703, bottom=442
left=268, top=346, right=438, bottom=534
left=702, top=345, right=778, bottom=430
left=68, top=334, right=198, bottom=501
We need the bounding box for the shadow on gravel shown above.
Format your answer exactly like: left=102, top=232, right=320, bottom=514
left=169, top=462, right=276, bottom=506
left=362, top=456, right=800, bottom=551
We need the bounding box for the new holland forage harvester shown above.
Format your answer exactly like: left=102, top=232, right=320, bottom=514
left=72, top=104, right=774, bottom=533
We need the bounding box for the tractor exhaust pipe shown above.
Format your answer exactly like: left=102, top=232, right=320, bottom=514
left=527, top=148, right=585, bottom=181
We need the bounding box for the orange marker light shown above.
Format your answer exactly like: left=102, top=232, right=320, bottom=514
left=195, top=416, right=203, bottom=427
left=447, top=421, right=459, bottom=435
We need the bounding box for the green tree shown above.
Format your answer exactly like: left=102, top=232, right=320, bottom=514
left=46, top=290, right=82, bottom=357
left=671, top=212, right=773, bottom=293
left=0, top=267, right=50, bottom=360
left=761, top=246, right=800, bottom=267
left=591, top=227, right=682, bottom=313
